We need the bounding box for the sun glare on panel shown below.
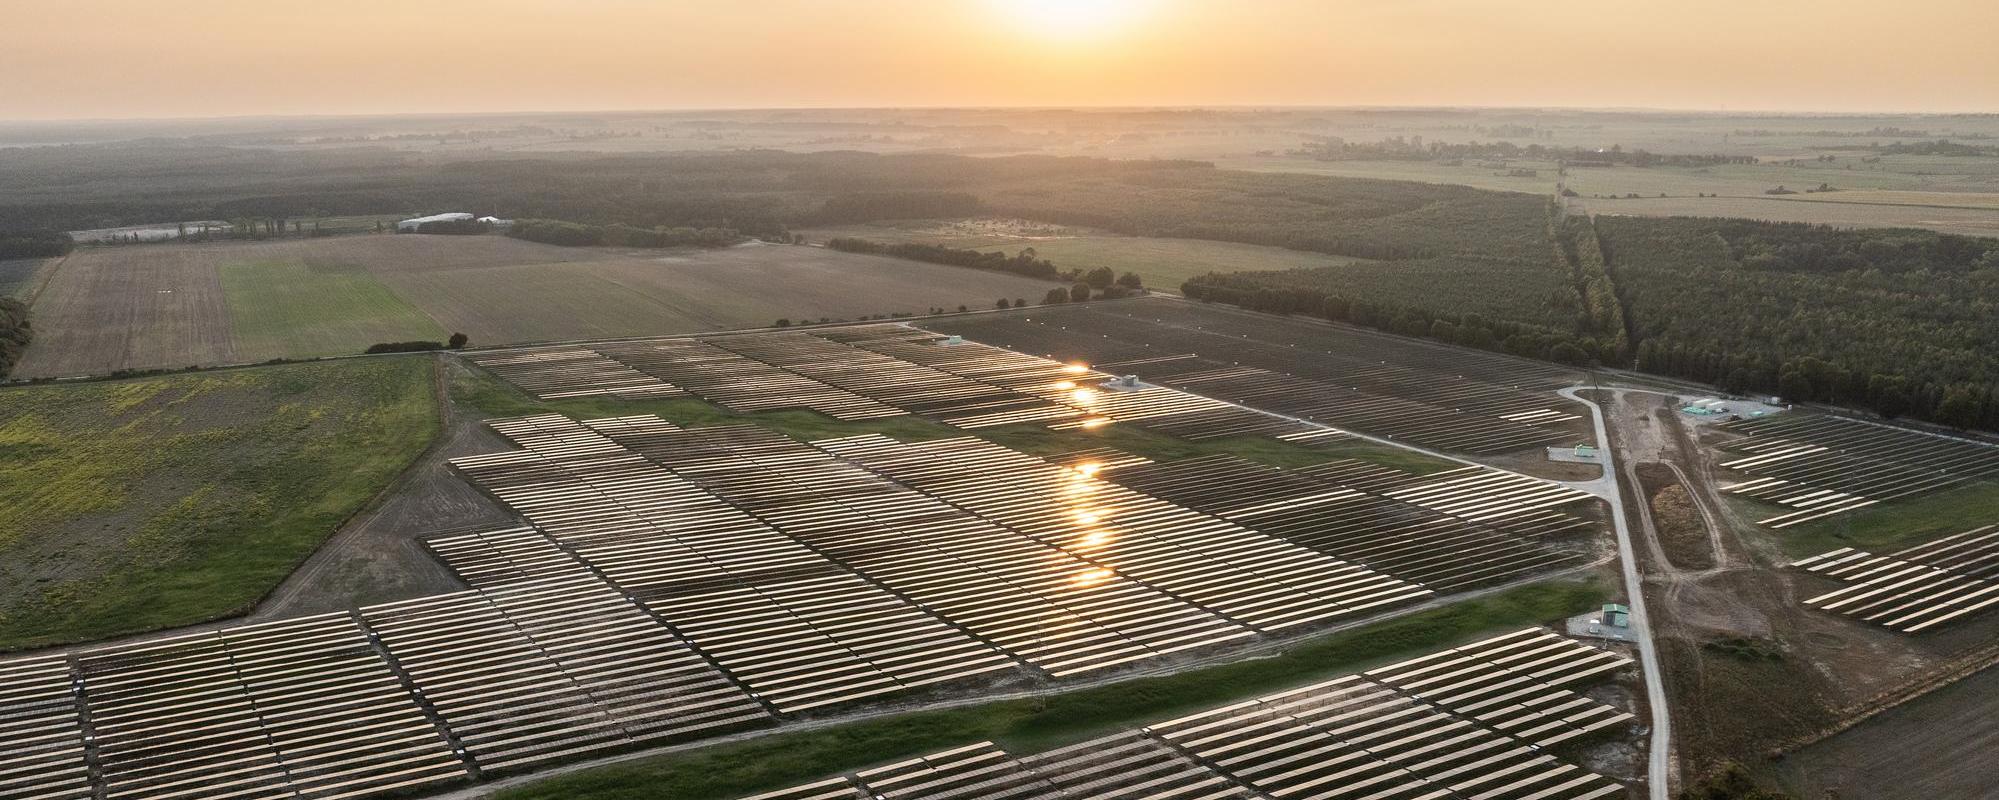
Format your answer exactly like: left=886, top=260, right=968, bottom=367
left=991, top=0, right=1151, bottom=39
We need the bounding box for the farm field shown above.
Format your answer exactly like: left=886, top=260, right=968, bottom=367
left=796, top=218, right=1376, bottom=291
left=0, top=357, right=438, bottom=650
left=11, top=234, right=1061, bottom=377
left=220, top=259, right=446, bottom=360
left=1221, top=153, right=1999, bottom=236
left=1778, top=661, right=1999, bottom=799
left=1223, top=153, right=1999, bottom=197
left=0, top=257, right=51, bottom=298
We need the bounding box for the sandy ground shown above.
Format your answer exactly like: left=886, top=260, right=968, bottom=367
left=1593, top=387, right=1999, bottom=791
left=251, top=359, right=516, bottom=617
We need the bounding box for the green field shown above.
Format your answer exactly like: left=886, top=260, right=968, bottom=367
left=0, top=357, right=439, bottom=650
left=219, top=259, right=448, bottom=360
left=797, top=219, right=1376, bottom=292
left=498, top=578, right=1609, bottom=800
left=0, top=258, right=50, bottom=298
left=452, top=361, right=1457, bottom=475
left=1753, top=479, right=1999, bottom=560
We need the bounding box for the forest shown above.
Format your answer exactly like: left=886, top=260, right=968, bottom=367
left=5, top=143, right=1993, bottom=429
left=0, top=230, right=74, bottom=260
left=824, top=237, right=1066, bottom=280
left=1189, top=214, right=1999, bottom=431
left=505, top=219, right=745, bottom=248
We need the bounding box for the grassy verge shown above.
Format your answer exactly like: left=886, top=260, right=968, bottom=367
left=497, top=578, right=1609, bottom=800
left=450, top=360, right=1454, bottom=474
left=1746, top=480, right=1999, bottom=560
left=0, top=357, right=438, bottom=650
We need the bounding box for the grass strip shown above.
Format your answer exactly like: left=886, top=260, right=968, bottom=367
left=498, top=578, right=1609, bottom=800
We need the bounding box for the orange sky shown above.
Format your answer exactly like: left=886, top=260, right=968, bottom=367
left=6, top=0, right=1996, bottom=120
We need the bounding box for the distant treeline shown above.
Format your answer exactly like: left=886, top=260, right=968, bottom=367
left=410, top=219, right=490, bottom=235
left=1292, top=137, right=1758, bottom=167
left=0, top=231, right=74, bottom=260
left=0, top=297, right=31, bottom=379
left=506, top=219, right=745, bottom=248
left=0, top=147, right=1203, bottom=237
left=813, top=191, right=984, bottom=224
left=364, top=333, right=466, bottom=354
left=824, top=237, right=1066, bottom=281
left=1183, top=277, right=1603, bottom=367
left=1188, top=213, right=1999, bottom=431
left=1820, top=139, right=1999, bottom=157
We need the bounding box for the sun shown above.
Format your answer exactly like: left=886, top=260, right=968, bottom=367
left=991, top=0, right=1151, bottom=40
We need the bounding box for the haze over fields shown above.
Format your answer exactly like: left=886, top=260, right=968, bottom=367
left=7, top=0, right=1999, bottom=118
left=2, top=4, right=1997, bottom=800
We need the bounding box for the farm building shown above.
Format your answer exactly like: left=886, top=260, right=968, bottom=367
left=395, top=212, right=475, bottom=232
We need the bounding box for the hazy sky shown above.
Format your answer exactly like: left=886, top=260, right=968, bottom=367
left=7, top=0, right=1997, bottom=120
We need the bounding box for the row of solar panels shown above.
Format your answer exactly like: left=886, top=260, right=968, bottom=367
left=0, top=573, right=770, bottom=800
left=1792, top=523, right=1999, bottom=633
left=466, top=326, right=1335, bottom=444
left=1720, top=414, right=1999, bottom=529
left=441, top=414, right=1434, bottom=703
left=742, top=628, right=1634, bottom=800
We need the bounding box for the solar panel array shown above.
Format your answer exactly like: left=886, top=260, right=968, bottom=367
left=470, top=345, right=683, bottom=399
left=819, top=434, right=1435, bottom=632
left=1719, top=414, right=1999, bottom=528
left=447, top=415, right=1014, bottom=711
left=0, top=655, right=91, bottom=800
left=360, top=574, right=769, bottom=772
left=1151, top=364, right=1577, bottom=454
left=1104, top=456, right=1597, bottom=592
left=443, top=414, right=1434, bottom=692
left=77, top=613, right=469, bottom=800
left=1360, top=628, right=1635, bottom=749
left=467, top=325, right=1337, bottom=444
left=742, top=628, right=1633, bottom=800
left=920, top=302, right=1588, bottom=455
left=1, top=575, right=771, bottom=800
left=1791, top=524, right=1999, bottom=632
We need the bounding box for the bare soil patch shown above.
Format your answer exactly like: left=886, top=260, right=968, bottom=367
left=14, top=236, right=1060, bottom=376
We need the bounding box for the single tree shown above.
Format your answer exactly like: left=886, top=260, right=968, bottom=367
left=447, top=332, right=469, bottom=350
left=1070, top=282, right=1092, bottom=302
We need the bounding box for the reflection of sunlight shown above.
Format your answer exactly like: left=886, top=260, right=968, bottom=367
left=1073, top=461, right=1101, bottom=477
left=1080, top=529, right=1113, bottom=548
left=1071, top=388, right=1099, bottom=405
left=1074, top=509, right=1101, bottom=526
left=1052, top=380, right=1076, bottom=390
left=1063, top=362, right=1090, bottom=374
left=1080, top=417, right=1113, bottom=428
left=1069, top=567, right=1114, bottom=587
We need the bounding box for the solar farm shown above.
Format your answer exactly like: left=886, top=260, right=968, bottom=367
left=1715, top=413, right=1999, bottom=529
left=743, top=628, right=1634, bottom=800
left=38, top=290, right=1999, bottom=800
left=921, top=298, right=1592, bottom=456
left=1791, top=524, right=1999, bottom=633
left=0, top=306, right=1638, bottom=800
